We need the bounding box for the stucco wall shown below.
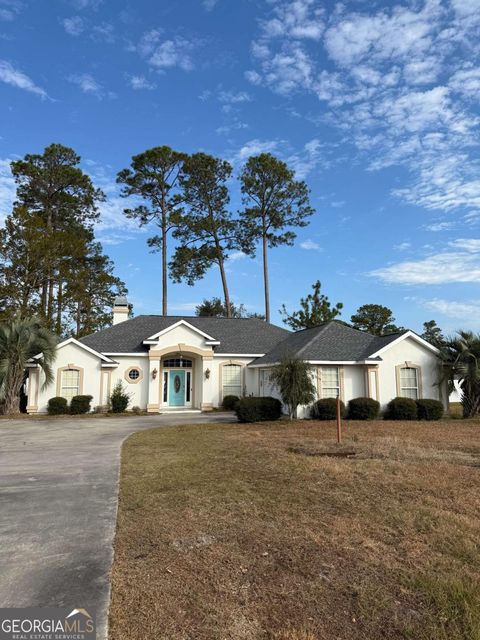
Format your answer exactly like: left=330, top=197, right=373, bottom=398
left=376, top=336, right=446, bottom=408
left=34, top=343, right=104, bottom=413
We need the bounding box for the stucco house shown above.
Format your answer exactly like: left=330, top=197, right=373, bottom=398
left=26, top=297, right=447, bottom=416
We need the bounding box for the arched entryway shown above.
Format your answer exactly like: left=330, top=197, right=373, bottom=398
left=161, top=356, right=194, bottom=408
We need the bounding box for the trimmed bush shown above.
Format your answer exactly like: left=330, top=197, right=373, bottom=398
left=416, top=398, right=444, bottom=421
left=235, top=396, right=282, bottom=423
left=47, top=396, right=68, bottom=415
left=222, top=395, right=240, bottom=410
left=311, top=398, right=346, bottom=420
left=70, top=395, right=93, bottom=415
left=109, top=381, right=131, bottom=413
left=348, top=397, right=380, bottom=420
left=384, top=396, right=417, bottom=420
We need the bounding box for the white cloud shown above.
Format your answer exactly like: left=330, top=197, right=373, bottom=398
left=0, top=0, right=22, bottom=21
left=394, top=242, right=411, bottom=251
left=300, top=239, right=322, bottom=251
left=449, top=67, right=480, bottom=98
left=0, top=59, right=49, bottom=99
left=62, top=16, right=84, bottom=36
left=260, top=0, right=324, bottom=41
left=91, top=22, right=115, bottom=43
left=127, top=74, right=156, bottom=90
left=218, top=89, right=251, bottom=104
left=422, top=298, right=480, bottom=320
left=249, top=0, right=480, bottom=218
left=370, top=239, right=480, bottom=284
left=68, top=72, right=114, bottom=99
left=234, top=139, right=280, bottom=163
left=202, top=0, right=218, bottom=10
left=228, top=251, right=247, bottom=261
left=139, top=32, right=196, bottom=72
left=425, top=220, right=454, bottom=231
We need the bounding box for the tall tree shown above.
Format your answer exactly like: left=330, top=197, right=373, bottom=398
left=170, top=153, right=246, bottom=318
left=64, top=238, right=128, bottom=337
left=195, top=297, right=264, bottom=319
left=10, top=144, right=104, bottom=328
left=280, top=280, right=343, bottom=330
left=117, top=146, right=186, bottom=315
left=239, top=153, right=314, bottom=322
left=422, top=320, right=445, bottom=348
left=0, top=317, right=56, bottom=415
left=351, top=304, right=403, bottom=335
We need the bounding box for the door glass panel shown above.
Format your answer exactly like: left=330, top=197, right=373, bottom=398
left=186, top=371, right=191, bottom=402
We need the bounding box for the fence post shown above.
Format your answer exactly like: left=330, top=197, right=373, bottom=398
left=336, top=393, right=342, bottom=444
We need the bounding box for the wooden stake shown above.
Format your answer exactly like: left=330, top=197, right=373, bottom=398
left=336, top=394, right=342, bottom=444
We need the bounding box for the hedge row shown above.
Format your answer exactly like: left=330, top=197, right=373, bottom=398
left=311, top=396, right=443, bottom=421
left=47, top=395, right=92, bottom=415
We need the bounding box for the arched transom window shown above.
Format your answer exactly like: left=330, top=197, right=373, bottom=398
left=163, top=358, right=193, bottom=368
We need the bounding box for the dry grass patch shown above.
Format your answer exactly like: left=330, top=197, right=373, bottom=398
left=109, top=420, right=480, bottom=640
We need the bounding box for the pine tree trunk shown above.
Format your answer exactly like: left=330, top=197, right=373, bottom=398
left=162, top=218, right=168, bottom=316
left=262, top=233, right=270, bottom=323
left=56, top=281, right=63, bottom=335
left=76, top=302, right=81, bottom=337
left=218, top=256, right=232, bottom=318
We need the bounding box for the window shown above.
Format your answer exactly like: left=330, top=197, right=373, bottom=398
left=125, top=367, right=143, bottom=384
left=61, top=369, right=80, bottom=401
left=321, top=367, right=340, bottom=399
left=399, top=367, right=419, bottom=399
left=163, top=358, right=193, bottom=368
left=222, top=364, right=242, bottom=398
left=163, top=371, right=168, bottom=402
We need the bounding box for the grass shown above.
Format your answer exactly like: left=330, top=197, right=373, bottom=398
left=109, top=419, right=480, bottom=640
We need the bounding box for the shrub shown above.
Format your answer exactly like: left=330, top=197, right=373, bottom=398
left=235, top=396, right=282, bottom=423
left=70, top=395, right=93, bottom=415
left=348, top=397, right=380, bottom=420
left=47, top=396, right=68, bottom=415
left=109, top=381, right=131, bottom=413
left=131, top=405, right=142, bottom=415
left=416, top=398, right=444, bottom=421
left=222, top=395, right=239, bottom=410
left=311, top=398, right=346, bottom=420
left=384, top=396, right=417, bottom=420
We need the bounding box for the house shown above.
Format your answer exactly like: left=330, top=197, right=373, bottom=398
left=26, top=297, right=448, bottom=416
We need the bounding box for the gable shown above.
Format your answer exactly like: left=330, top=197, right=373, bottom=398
left=145, top=321, right=215, bottom=350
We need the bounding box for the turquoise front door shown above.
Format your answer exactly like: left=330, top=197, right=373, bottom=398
left=169, top=370, right=185, bottom=407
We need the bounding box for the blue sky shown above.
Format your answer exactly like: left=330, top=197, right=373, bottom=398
left=1, top=0, right=479, bottom=332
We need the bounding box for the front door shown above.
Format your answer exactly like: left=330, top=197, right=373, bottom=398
left=169, top=369, right=186, bottom=407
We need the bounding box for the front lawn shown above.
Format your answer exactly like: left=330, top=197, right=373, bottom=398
left=109, top=420, right=480, bottom=640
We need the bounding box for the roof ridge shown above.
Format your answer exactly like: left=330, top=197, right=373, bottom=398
left=295, top=322, right=333, bottom=357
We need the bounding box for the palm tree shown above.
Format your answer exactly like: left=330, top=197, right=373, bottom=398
left=269, top=354, right=317, bottom=419
left=441, top=330, right=480, bottom=418
left=0, top=317, right=57, bottom=415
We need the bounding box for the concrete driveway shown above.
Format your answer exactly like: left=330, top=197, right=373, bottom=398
left=0, top=412, right=234, bottom=639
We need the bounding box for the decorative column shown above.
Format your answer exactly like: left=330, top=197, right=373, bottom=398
left=147, top=357, right=161, bottom=413
left=201, top=355, right=214, bottom=411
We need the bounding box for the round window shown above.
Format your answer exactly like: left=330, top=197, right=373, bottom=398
left=128, top=369, right=140, bottom=381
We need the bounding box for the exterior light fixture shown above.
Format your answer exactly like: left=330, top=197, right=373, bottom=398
left=205, top=368, right=211, bottom=379
left=152, top=368, right=158, bottom=380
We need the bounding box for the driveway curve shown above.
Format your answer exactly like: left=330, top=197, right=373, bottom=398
left=0, top=413, right=234, bottom=639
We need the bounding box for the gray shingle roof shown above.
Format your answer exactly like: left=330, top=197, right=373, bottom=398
left=80, top=316, right=290, bottom=354
left=251, top=321, right=405, bottom=366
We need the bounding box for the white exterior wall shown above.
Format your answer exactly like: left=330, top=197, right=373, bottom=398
left=35, top=343, right=104, bottom=414
left=109, top=355, right=149, bottom=409
left=376, top=336, right=446, bottom=409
